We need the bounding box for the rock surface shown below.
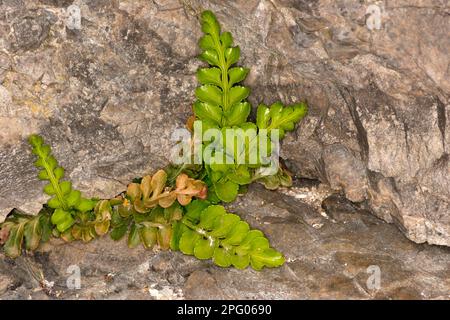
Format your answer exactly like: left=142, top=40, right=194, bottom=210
left=0, top=1, right=448, bottom=247
left=1, top=184, right=449, bottom=300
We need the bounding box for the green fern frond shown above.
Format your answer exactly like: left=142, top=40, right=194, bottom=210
left=195, top=10, right=251, bottom=127
left=28, top=135, right=97, bottom=233
left=192, top=11, right=308, bottom=203
left=173, top=200, right=285, bottom=270
left=256, top=102, right=308, bottom=139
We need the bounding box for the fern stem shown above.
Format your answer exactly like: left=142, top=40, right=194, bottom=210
left=40, top=153, right=69, bottom=212
left=140, top=221, right=168, bottom=229
left=168, top=164, right=187, bottom=184
left=211, top=30, right=230, bottom=125
left=181, top=217, right=232, bottom=251
left=181, top=218, right=211, bottom=239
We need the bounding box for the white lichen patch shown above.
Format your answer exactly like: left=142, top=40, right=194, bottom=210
left=280, top=183, right=333, bottom=219
left=148, top=283, right=184, bottom=300
left=137, top=261, right=150, bottom=274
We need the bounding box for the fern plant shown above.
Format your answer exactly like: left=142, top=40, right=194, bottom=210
left=0, top=10, right=307, bottom=270
left=191, top=11, right=307, bottom=203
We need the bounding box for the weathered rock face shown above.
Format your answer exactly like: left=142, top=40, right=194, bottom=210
left=0, top=0, right=201, bottom=216
left=0, top=0, right=449, bottom=247
left=1, top=184, right=449, bottom=299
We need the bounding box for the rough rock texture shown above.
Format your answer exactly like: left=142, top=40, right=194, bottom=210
left=1, top=184, right=449, bottom=300
left=0, top=0, right=449, bottom=248
left=266, top=0, right=450, bottom=246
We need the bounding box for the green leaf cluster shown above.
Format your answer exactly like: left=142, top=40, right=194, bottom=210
left=192, top=11, right=307, bottom=203
left=0, top=208, right=52, bottom=258
left=195, top=10, right=251, bottom=127
left=257, top=101, right=308, bottom=139
left=172, top=200, right=285, bottom=270
left=28, top=135, right=97, bottom=233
